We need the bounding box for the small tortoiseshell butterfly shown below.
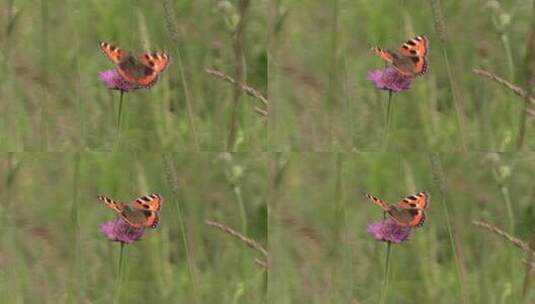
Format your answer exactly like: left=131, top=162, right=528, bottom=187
left=99, top=42, right=171, bottom=88
left=365, top=192, right=430, bottom=227
left=97, top=194, right=163, bottom=228
left=371, top=35, right=429, bottom=76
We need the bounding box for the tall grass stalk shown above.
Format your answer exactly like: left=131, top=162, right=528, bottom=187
left=233, top=185, right=248, bottom=236
left=382, top=91, right=394, bottom=151
left=161, top=0, right=199, bottom=150
left=517, top=6, right=535, bottom=149
left=430, top=153, right=469, bottom=304
left=163, top=154, right=200, bottom=303
left=40, top=0, right=49, bottom=150
left=500, top=186, right=515, bottom=234
left=114, top=91, right=125, bottom=150
left=335, top=154, right=353, bottom=301
left=113, top=242, right=127, bottom=304
left=75, top=49, right=85, bottom=148
left=380, top=242, right=392, bottom=304
left=68, top=153, right=83, bottom=302
left=521, top=228, right=535, bottom=302
left=326, top=0, right=339, bottom=148
left=227, top=0, right=251, bottom=151
left=205, top=220, right=268, bottom=260
left=430, top=0, right=467, bottom=151
left=205, top=68, right=268, bottom=116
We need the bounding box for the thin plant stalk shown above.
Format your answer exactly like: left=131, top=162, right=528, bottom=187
left=117, top=91, right=125, bottom=132
left=501, top=186, right=515, bottom=234
left=382, top=90, right=394, bottom=151
left=380, top=241, right=392, bottom=304
left=442, top=50, right=467, bottom=151
left=161, top=0, right=200, bottom=150
left=521, top=228, right=535, bottom=302
left=517, top=4, right=535, bottom=149
left=233, top=185, right=248, bottom=236
left=163, top=154, right=200, bottom=304
left=227, top=0, right=251, bottom=151
left=430, top=154, right=468, bottom=304
left=113, top=242, right=127, bottom=304
left=326, top=0, right=339, bottom=148
left=40, top=0, right=49, bottom=150
left=336, top=154, right=353, bottom=301
left=430, top=0, right=467, bottom=151
left=114, top=91, right=125, bottom=150
left=69, top=153, right=84, bottom=302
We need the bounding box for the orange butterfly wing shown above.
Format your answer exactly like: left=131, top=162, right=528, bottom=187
left=119, top=52, right=170, bottom=87
left=99, top=42, right=171, bottom=88
left=99, top=42, right=126, bottom=64
left=397, top=35, right=429, bottom=76
left=365, top=193, right=391, bottom=211
left=371, top=47, right=395, bottom=64
left=97, top=195, right=125, bottom=213
left=130, top=194, right=163, bottom=228
left=366, top=192, right=430, bottom=228
left=393, top=192, right=430, bottom=227
left=371, top=35, right=429, bottom=76
left=131, top=193, right=162, bottom=211
left=98, top=194, right=163, bottom=229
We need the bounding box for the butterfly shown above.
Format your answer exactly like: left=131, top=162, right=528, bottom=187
left=370, top=35, right=429, bottom=76
left=365, top=192, right=430, bottom=227
left=99, top=42, right=171, bottom=88
left=97, top=194, right=163, bottom=228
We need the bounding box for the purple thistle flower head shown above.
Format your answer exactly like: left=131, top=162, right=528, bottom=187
left=367, top=68, right=412, bottom=92
left=367, top=218, right=411, bottom=243
left=99, top=69, right=141, bottom=92
left=100, top=218, right=144, bottom=244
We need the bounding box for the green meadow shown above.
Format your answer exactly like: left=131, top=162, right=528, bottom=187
left=0, top=153, right=267, bottom=303
left=1, top=0, right=267, bottom=151
left=269, top=0, right=535, bottom=151
left=1, top=0, right=535, bottom=303
left=269, top=153, right=535, bottom=303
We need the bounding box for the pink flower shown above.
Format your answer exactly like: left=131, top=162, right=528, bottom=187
left=367, top=219, right=411, bottom=243
left=99, top=69, right=140, bottom=92
left=100, top=218, right=144, bottom=244
left=367, top=68, right=412, bottom=92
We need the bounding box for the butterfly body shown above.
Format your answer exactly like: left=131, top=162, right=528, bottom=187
left=99, top=42, right=170, bottom=88
left=365, top=192, right=429, bottom=227
left=97, top=194, right=163, bottom=228
left=371, top=35, right=429, bottom=76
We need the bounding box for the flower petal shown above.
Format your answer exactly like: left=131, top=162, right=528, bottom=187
left=100, top=218, right=144, bottom=244
left=99, top=69, right=140, bottom=92
left=367, top=219, right=411, bottom=243
left=367, top=68, right=412, bottom=92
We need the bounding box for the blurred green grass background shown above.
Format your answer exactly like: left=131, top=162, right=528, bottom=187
left=2, top=0, right=535, bottom=303
left=269, top=0, right=534, bottom=151
left=0, top=0, right=267, bottom=151
left=0, top=152, right=267, bottom=303
left=268, top=152, right=535, bottom=303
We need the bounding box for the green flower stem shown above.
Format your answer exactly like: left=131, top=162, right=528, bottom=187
left=115, top=91, right=125, bottom=150
left=380, top=241, right=392, bottom=304
left=113, top=242, right=127, bottom=304
left=382, top=90, right=394, bottom=151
